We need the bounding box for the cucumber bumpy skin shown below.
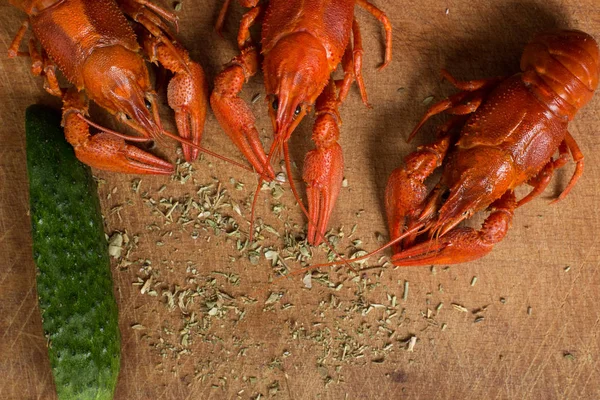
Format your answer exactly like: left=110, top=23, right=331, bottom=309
left=26, top=105, right=121, bottom=399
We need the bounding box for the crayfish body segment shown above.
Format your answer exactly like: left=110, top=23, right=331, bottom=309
left=386, top=29, right=599, bottom=266
left=8, top=0, right=209, bottom=174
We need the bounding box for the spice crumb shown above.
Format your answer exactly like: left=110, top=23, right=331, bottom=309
left=407, top=336, right=417, bottom=352
left=422, top=96, right=434, bottom=105
left=452, top=303, right=468, bottom=313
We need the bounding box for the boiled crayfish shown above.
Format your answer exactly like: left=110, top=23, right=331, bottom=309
left=384, top=29, right=599, bottom=266
left=211, top=0, right=392, bottom=245
left=8, top=0, right=209, bottom=174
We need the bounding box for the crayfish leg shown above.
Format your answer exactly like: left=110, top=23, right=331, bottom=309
left=237, top=4, right=264, bottom=49
left=552, top=131, right=584, bottom=204
left=440, top=69, right=505, bottom=91
left=392, top=191, right=517, bottom=266
left=215, top=0, right=234, bottom=35
left=408, top=89, right=486, bottom=143
left=337, top=18, right=370, bottom=107
left=216, top=0, right=260, bottom=36
left=7, top=19, right=28, bottom=58
left=518, top=140, right=569, bottom=207
left=27, top=37, right=43, bottom=76
left=407, top=70, right=503, bottom=143
left=9, top=25, right=63, bottom=98
left=40, top=48, right=63, bottom=97
left=118, top=0, right=177, bottom=39
left=517, top=131, right=584, bottom=208
left=119, top=0, right=189, bottom=75
left=355, top=0, right=392, bottom=70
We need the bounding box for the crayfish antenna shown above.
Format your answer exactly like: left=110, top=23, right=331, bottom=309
left=75, top=114, right=153, bottom=143
left=157, top=128, right=257, bottom=174
left=301, top=224, right=427, bottom=273
left=215, top=0, right=234, bottom=37
left=119, top=111, right=258, bottom=173
left=249, top=134, right=285, bottom=242
left=248, top=173, right=267, bottom=243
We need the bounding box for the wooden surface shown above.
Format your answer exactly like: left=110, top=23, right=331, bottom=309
left=1, top=1, right=600, bottom=399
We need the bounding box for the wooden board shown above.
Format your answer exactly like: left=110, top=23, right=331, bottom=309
left=1, top=1, right=599, bottom=399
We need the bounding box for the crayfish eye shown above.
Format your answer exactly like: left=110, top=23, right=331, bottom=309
left=294, top=105, right=302, bottom=116
left=272, top=98, right=279, bottom=110
left=144, top=99, right=152, bottom=110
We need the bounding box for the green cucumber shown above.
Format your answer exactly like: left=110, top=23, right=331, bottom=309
left=26, top=105, right=121, bottom=399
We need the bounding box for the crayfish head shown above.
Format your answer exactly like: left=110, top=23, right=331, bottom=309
left=81, top=45, right=162, bottom=138
left=434, top=149, right=514, bottom=236
left=263, top=32, right=330, bottom=144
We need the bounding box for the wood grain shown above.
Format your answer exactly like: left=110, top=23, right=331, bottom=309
left=1, top=1, right=599, bottom=399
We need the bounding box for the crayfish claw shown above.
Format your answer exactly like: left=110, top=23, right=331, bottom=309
left=139, top=30, right=209, bottom=162
left=303, top=144, right=344, bottom=245
left=211, top=51, right=276, bottom=179
left=302, top=81, right=344, bottom=245
left=392, top=228, right=490, bottom=266
left=168, top=62, right=209, bottom=162
left=385, top=136, right=451, bottom=251
left=392, top=191, right=516, bottom=266
left=74, top=133, right=174, bottom=175
left=63, top=98, right=173, bottom=174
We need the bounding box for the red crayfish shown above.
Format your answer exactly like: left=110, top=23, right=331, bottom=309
left=384, top=29, right=599, bottom=266
left=210, top=0, right=392, bottom=245
left=8, top=0, right=211, bottom=174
